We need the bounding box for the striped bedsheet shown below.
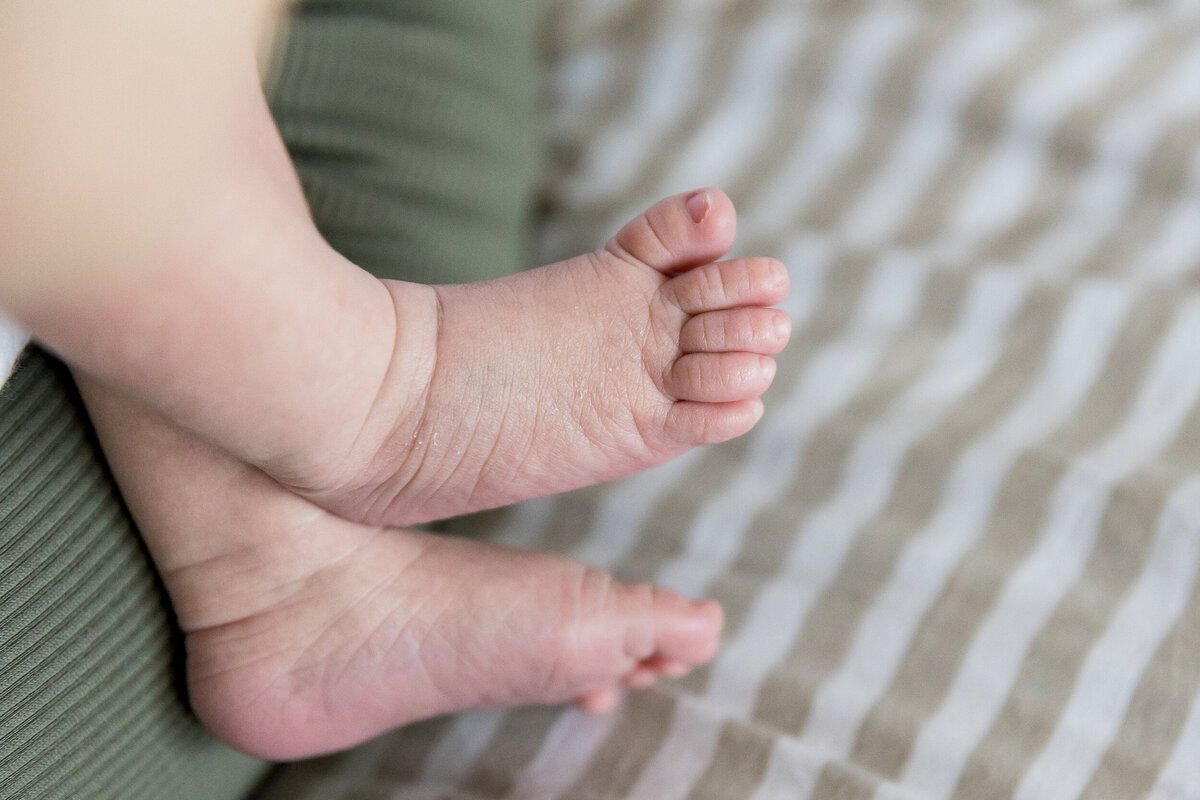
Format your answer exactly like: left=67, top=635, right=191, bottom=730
left=261, top=1, right=1200, bottom=798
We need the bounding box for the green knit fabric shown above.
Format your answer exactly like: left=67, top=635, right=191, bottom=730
left=269, top=0, right=541, bottom=284
left=0, top=350, right=269, bottom=800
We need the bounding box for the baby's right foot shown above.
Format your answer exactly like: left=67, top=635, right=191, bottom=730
left=297, top=189, right=790, bottom=525
left=79, top=382, right=723, bottom=761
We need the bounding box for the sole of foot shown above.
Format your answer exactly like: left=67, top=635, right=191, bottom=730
left=79, top=383, right=724, bottom=761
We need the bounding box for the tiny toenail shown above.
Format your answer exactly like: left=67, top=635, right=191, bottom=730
left=686, top=191, right=710, bottom=224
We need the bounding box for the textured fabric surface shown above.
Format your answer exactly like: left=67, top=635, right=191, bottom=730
left=0, top=350, right=268, bottom=800
left=261, top=1, right=1200, bottom=798
left=268, top=0, right=541, bottom=284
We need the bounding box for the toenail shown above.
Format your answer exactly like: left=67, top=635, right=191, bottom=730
left=686, top=190, right=710, bottom=224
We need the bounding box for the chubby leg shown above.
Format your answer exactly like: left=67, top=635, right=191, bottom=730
left=15, top=63, right=788, bottom=528
left=79, top=378, right=722, bottom=760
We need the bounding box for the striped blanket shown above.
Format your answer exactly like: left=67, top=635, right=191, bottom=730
left=262, top=1, right=1200, bottom=798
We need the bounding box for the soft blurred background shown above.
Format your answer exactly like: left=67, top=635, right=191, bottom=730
left=263, top=1, right=1200, bottom=799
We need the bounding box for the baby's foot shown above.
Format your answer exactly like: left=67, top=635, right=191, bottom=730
left=80, top=382, right=723, bottom=761
left=302, top=189, right=790, bottom=525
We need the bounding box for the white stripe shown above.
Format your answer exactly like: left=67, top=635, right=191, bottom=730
left=750, top=737, right=843, bottom=800
left=943, top=12, right=1156, bottom=259
left=627, top=698, right=724, bottom=800
left=660, top=2, right=812, bottom=192
left=654, top=248, right=927, bottom=600
left=902, top=295, right=1200, bottom=800
left=750, top=735, right=930, bottom=800
left=573, top=235, right=833, bottom=573
left=609, top=248, right=927, bottom=795
left=550, top=46, right=623, bottom=126
left=712, top=266, right=1028, bottom=800
left=805, top=279, right=1132, bottom=761
left=0, top=313, right=28, bottom=389
left=746, top=4, right=922, bottom=236
left=508, top=710, right=618, bottom=799
left=1145, top=689, right=1200, bottom=800
left=560, top=7, right=719, bottom=203
left=1021, top=38, right=1200, bottom=280
left=504, top=234, right=838, bottom=800
left=1015, top=475, right=1200, bottom=800
left=842, top=6, right=1039, bottom=249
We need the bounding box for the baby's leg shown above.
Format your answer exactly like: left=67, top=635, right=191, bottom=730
left=79, top=379, right=722, bottom=760
left=12, top=68, right=788, bottom=527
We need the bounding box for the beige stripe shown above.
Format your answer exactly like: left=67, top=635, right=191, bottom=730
left=550, top=0, right=661, bottom=52
left=892, top=17, right=1072, bottom=249
left=454, top=706, right=568, bottom=798
left=725, top=5, right=899, bottom=214
left=843, top=289, right=1173, bottom=780
left=541, top=0, right=665, bottom=129
left=526, top=486, right=614, bottom=562
left=949, top=414, right=1200, bottom=799
left=797, top=10, right=966, bottom=234
left=746, top=275, right=1060, bottom=736
left=1082, top=118, right=1200, bottom=280
left=682, top=720, right=776, bottom=800
left=562, top=251, right=882, bottom=791
left=372, top=717, right=458, bottom=785
left=682, top=266, right=969, bottom=698
left=586, top=0, right=776, bottom=211
left=613, top=250, right=877, bottom=591
left=557, top=690, right=677, bottom=800
left=448, top=242, right=855, bottom=795
left=807, top=759, right=879, bottom=800
left=537, top=2, right=722, bottom=256
left=1078, top=551, right=1200, bottom=799
left=976, top=23, right=1190, bottom=269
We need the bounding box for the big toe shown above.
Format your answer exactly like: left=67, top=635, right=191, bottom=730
left=600, top=582, right=723, bottom=679
left=572, top=584, right=722, bottom=713
left=606, top=188, right=737, bottom=274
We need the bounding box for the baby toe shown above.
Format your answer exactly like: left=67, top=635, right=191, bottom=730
left=665, top=257, right=789, bottom=314
left=606, top=188, right=736, bottom=274
left=665, top=352, right=777, bottom=403
left=651, top=595, right=724, bottom=667
left=681, top=307, right=792, bottom=355
left=664, top=398, right=765, bottom=445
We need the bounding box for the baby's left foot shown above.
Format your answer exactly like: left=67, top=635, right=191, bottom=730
left=298, top=189, right=791, bottom=526
left=82, top=384, right=723, bottom=760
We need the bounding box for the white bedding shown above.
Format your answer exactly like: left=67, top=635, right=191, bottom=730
left=0, top=315, right=28, bottom=388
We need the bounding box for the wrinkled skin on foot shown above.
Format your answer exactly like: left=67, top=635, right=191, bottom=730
left=297, top=189, right=791, bottom=527
left=80, top=382, right=723, bottom=760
